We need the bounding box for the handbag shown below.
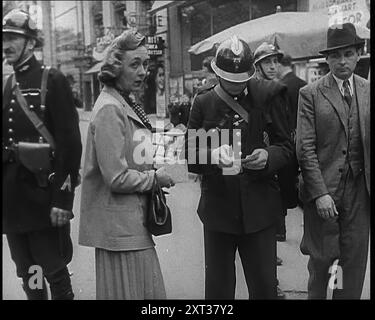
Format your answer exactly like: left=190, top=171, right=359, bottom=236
left=146, top=175, right=172, bottom=236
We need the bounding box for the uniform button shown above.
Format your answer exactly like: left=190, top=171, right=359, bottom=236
left=9, top=108, right=14, bottom=113
left=11, top=99, right=15, bottom=104
left=234, top=114, right=240, bottom=119
left=41, top=65, right=45, bottom=69
left=236, top=131, right=241, bottom=137
left=8, top=128, right=13, bottom=134
left=237, top=141, right=241, bottom=147
left=239, top=151, right=242, bottom=156
left=8, top=138, right=14, bottom=143
left=8, top=118, right=13, bottom=123
left=234, top=97, right=238, bottom=101
left=342, top=150, right=347, bottom=155
left=29, top=104, right=34, bottom=110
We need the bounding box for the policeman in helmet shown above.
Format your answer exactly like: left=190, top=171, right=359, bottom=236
left=3, top=9, right=43, bottom=68
left=253, top=42, right=284, bottom=80
left=186, top=36, right=292, bottom=299
left=3, top=9, right=82, bottom=300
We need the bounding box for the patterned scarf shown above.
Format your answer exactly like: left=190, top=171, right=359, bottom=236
left=117, top=89, right=153, bottom=131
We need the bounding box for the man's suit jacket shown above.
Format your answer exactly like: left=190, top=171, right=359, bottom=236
left=296, top=72, right=370, bottom=204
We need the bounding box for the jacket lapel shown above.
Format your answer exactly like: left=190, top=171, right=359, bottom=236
left=319, top=73, right=348, bottom=137
left=354, top=75, right=369, bottom=146
left=103, top=86, right=146, bottom=128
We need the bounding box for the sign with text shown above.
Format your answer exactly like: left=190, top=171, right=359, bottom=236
left=309, top=0, right=370, bottom=27
left=147, top=36, right=165, bottom=56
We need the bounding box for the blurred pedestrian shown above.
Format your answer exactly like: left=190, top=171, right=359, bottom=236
left=78, top=30, right=175, bottom=300
left=2, top=9, right=82, bottom=300
left=277, top=54, right=307, bottom=215
left=201, top=55, right=218, bottom=88
left=168, top=93, right=191, bottom=127
left=297, top=23, right=370, bottom=299
left=253, top=42, right=294, bottom=298
left=186, top=36, right=293, bottom=299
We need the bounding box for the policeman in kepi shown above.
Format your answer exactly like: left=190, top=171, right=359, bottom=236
left=2, top=9, right=82, bottom=300
left=186, top=36, right=292, bottom=299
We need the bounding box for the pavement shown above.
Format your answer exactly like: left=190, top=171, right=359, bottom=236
left=2, top=111, right=370, bottom=300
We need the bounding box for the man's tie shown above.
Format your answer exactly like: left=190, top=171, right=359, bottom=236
left=343, top=80, right=352, bottom=107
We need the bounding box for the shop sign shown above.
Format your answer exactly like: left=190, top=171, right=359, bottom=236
left=309, top=0, right=370, bottom=27
left=147, top=36, right=165, bottom=56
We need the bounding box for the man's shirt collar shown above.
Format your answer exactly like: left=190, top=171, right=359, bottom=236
left=332, top=73, right=354, bottom=96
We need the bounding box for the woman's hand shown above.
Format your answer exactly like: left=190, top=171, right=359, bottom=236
left=156, top=167, right=175, bottom=188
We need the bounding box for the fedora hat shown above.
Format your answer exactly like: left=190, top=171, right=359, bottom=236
left=319, top=23, right=365, bottom=54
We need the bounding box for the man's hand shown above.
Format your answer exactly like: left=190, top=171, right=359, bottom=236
left=242, top=149, right=268, bottom=170
left=315, top=194, right=338, bottom=220
left=212, top=144, right=234, bottom=169
left=50, top=207, right=73, bottom=227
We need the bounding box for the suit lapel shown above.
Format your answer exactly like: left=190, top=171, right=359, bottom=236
left=354, top=75, right=369, bottom=145
left=103, top=86, right=146, bottom=128
left=319, top=73, right=348, bottom=137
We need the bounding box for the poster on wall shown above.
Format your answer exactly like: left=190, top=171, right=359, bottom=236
left=309, top=0, right=370, bottom=28
left=154, top=64, right=167, bottom=118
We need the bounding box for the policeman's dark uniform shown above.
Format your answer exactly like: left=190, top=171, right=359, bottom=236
left=186, top=37, right=293, bottom=299
left=2, top=10, right=82, bottom=300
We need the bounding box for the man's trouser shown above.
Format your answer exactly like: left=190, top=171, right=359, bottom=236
left=6, top=224, right=74, bottom=300
left=204, top=225, right=277, bottom=299
left=300, top=171, right=370, bottom=299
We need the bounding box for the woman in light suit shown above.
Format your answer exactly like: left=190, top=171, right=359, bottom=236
left=79, top=30, right=174, bottom=300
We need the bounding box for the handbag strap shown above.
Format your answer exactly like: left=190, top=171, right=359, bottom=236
left=11, top=71, right=56, bottom=150
left=214, top=85, right=249, bottom=123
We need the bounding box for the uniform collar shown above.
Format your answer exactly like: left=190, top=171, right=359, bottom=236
left=332, top=73, right=354, bottom=96
left=14, top=54, right=37, bottom=74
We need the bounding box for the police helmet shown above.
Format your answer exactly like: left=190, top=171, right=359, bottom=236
left=211, top=36, right=255, bottom=83
left=253, top=42, right=283, bottom=65
left=3, top=9, right=43, bottom=48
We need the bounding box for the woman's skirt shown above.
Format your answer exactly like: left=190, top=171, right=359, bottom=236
left=95, top=247, right=166, bottom=300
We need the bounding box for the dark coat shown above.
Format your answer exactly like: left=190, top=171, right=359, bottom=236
left=278, top=72, right=307, bottom=209
left=279, top=72, right=307, bottom=131
left=2, top=55, right=82, bottom=234
left=186, top=78, right=293, bottom=234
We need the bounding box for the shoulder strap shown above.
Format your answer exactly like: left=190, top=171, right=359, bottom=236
left=40, top=66, right=50, bottom=108
left=11, top=74, right=56, bottom=150
left=214, top=85, right=249, bottom=123
left=3, top=74, right=13, bottom=105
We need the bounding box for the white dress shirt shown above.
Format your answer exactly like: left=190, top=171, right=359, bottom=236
left=332, top=73, right=354, bottom=97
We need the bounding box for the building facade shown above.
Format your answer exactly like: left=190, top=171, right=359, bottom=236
left=3, top=0, right=370, bottom=111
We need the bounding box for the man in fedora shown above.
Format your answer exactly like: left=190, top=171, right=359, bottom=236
left=296, top=23, right=370, bottom=299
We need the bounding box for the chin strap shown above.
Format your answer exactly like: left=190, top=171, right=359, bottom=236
left=258, top=64, right=273, bottom=81
left=13, top=38, right=30, bottom=70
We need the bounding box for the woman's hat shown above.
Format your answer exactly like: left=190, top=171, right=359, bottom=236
left=319, top=23, right=365, bottom=54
